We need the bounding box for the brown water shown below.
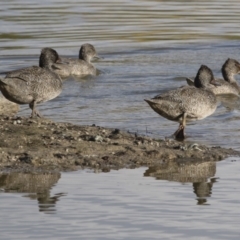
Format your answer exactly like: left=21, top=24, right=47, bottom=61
left=1, top=0, right=240, bottom=239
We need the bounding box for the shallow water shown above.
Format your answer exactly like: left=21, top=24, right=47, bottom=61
left=0, top=157, right=240, bottom=240
left=1, top=1, right=240, bottom=149
left=1, top=0, right=240, bottom=239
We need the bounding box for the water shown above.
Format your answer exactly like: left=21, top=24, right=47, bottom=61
left=1, top=0, right=240, bottom=239
left=0, top=157, right=240, bottom=240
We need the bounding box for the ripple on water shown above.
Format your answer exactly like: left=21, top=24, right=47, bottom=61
left=1, top=2, right=240, bottom=239
left=0, top=158, right=240, bottom=239
left=1, top=0, right=240, bottom=53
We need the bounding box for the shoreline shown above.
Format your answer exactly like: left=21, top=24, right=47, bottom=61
left=0, top=116, right=239, bottom=173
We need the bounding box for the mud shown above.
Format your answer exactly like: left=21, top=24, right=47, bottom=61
left=0, top=116, right=239, bottom=173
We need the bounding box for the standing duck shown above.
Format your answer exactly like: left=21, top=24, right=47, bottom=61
left=0, top=48, right=62, bottom=118
left=186, top=58, right=240, bottom=96
left=145, top=65, right=218, bottom=140
left=52, top=43, right=100, bottom=78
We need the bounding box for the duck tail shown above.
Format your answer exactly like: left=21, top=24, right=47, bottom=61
left=0, top=77, right=8, bottom=88
left=144, top=99, right=153, bottom=104
left=186, top=77, right=195, bottom=86
left=144, top=99, right=159, bottom=107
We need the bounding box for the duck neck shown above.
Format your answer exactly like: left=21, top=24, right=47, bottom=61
left=79, top=51, right=91, bottom=63
left=39, top=59, right=53, bottom=70
left=44, top=63, right=53, bottom=70
left=222, top=70, right=237, bottom=83
left=194, top=78, right=203, bottom=88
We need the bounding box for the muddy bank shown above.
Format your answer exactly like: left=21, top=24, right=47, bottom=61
left=0, top=116, right=239, bottom=173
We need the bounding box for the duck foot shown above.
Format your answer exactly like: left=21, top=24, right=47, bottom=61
left=29, top=102, right=43, bottom=118
left=30, top=110, right=43, bottom=118
left=173, top=125, right=185, bottom=141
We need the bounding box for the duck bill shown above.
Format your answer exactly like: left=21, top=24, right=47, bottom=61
left=210, top=79, right=221, bottom=87
left=93, top=55, right=103, bottom=61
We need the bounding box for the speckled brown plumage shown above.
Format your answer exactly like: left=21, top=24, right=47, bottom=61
left=145, top=65, right=218, bottom=140
left=0, top=48, right=62, bottom=118
left=52, top=43, right=99, bottom=78
left=186, top=58, right=240, bottom=96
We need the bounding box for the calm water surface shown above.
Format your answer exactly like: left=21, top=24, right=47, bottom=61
left=1, top=0, right=240, bottom=239
left=0, top=158, right=240, bottom=240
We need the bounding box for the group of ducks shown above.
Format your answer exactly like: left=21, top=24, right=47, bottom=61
left=145, top=58, right=240, bottom=140
left=0, top=44, right=240, bottom=141
left=0, top=43, right=99, bottom=118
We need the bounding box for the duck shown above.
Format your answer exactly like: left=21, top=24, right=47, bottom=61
left=52, top=43, right=100, bottom=78
left=186, top=58, right=240, bottom=96
left=0, top=48, right=62, bottom=118
left=145, top=65, right=218, bottom=140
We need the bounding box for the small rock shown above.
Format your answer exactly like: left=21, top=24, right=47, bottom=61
left=28, top=119, right=37, bottom=124
left=103, top=138, right=111, bottom=143
left=19, top=153, right=32, bottom=164
left=94, top=135, right=103, bottom=142
left=17, top=120, right=21, bottom=124
left=134, top=141, right=141, bottom=145
left=112, top=129, right=120, bottom=135
left=102, top=156, right=109, bottom=161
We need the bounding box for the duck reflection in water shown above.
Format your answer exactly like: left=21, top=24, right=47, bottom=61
left=144, top=159, right=218, bottom=205
left=193, top=178, right=218, bottom=205
left=0, top=172, right=65, bottom=214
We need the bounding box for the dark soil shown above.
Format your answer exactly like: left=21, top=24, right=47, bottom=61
left=0, top=116, right=239, bottom=173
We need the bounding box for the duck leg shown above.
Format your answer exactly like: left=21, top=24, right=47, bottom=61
left=29, top=101, right=42, bottom=118
left=174, top=112, right=187, bottom=140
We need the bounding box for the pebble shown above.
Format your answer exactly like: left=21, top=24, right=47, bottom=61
left=136, top=141, right=141, bottom=145
left=13, top=120, right=21, bottom=125
left=94, top=135, right=103, bottom=142
left=103, top=138, right=111, bottom=143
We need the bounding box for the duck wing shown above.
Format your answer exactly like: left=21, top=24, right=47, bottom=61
left=4, top=66, right=44, bottom=84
